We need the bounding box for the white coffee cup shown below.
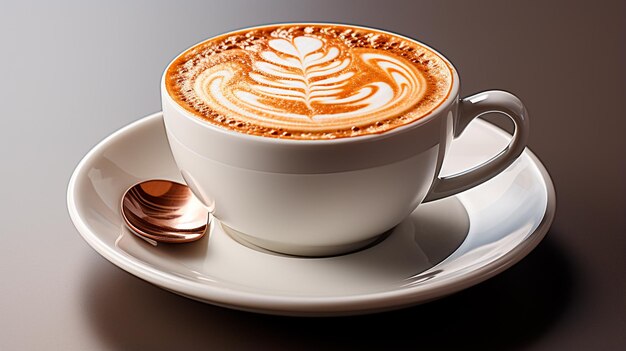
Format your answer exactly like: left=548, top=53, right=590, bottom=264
left=161, top=23, right=529, bottom=256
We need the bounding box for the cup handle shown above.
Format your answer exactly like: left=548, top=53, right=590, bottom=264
left=424, top=90, right=530, bottom=202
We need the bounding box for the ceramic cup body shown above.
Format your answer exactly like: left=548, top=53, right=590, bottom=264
left=161, top=24, right=528, bottom=256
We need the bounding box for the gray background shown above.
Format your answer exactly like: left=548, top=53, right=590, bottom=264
left=1, top=0, right=624, bottom=349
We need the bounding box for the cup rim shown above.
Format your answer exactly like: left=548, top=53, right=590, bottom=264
left=161, top=21, right=461, bottom=146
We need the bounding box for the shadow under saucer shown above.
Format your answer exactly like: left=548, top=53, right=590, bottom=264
left=80, top=232, right=574, bottom=350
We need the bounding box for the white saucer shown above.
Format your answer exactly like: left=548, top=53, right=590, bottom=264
left=67, top=112, right=555, bottom=316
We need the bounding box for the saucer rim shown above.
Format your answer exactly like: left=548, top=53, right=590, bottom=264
left=67, top=112, right=556, bottom=316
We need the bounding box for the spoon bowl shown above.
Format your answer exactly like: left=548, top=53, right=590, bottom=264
left=121, top=179, right=208, bottom=243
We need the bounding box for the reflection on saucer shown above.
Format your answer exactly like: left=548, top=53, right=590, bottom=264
left=116, top=196, right=469, bottom=295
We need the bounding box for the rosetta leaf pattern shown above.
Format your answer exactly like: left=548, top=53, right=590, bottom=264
left=250, top=36, right=354, bottom=114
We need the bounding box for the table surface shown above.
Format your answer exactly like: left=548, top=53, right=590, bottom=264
left=1, top=1, right=624, bottom=350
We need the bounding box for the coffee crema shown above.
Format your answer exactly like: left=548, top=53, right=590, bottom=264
left=165, top=24, right=453, bottom=140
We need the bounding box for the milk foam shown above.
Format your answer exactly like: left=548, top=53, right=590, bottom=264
left=166, top=24, right=453, bottom=139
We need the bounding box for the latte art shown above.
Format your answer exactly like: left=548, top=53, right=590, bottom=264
left=195, top=35, right=426, bottom=130
left=166, top=24, right=453, bottom=139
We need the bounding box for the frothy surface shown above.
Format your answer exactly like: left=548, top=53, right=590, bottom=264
left=166, top=24, right=453, bottom=140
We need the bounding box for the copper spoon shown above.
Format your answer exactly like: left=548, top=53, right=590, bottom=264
left=121, top=179, right=209, bottom=243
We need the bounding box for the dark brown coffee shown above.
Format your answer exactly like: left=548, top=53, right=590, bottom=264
left=165, top=23, right=453, bottom=140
